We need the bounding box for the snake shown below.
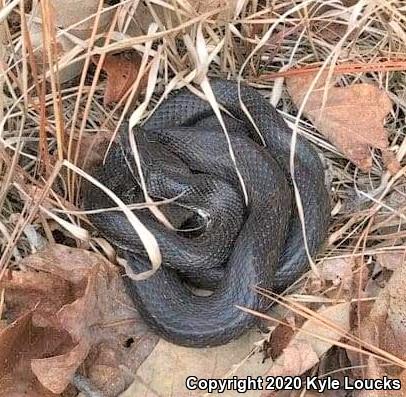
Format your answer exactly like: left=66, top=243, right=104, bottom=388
left=83, top=78, right=330, bottom=347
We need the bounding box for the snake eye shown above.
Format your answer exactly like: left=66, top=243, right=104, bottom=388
left=177, top=209, right=210, bottom=238
left=186, top=284, right=214, bottom=297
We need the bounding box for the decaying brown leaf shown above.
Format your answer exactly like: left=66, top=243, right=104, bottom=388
left=126, top=330, right=266, bottom=397
left=260, top=341, right=319, bottom=397
left=354, top=260, right=406, bottom=362
left=262, top=302, right=351, bottom=392
left=268, top=340, right=320, bottom=377
left=0, top=309, right=71, bottom=397
left=28, top=0, right=114, bottom=83
left=31, top=0, right=114, bottom=39
left=376, top=251, right=406, bottom=271
left=309, top=0, right=360, bottom=42
left=288, top=303, right=350, bottom=357
left=0, top=245, right=158, bottom=396
left=31, top=341, right=90, bottom=394
left=286, top=72, right=400, bottom=172
left=321, top=257, right=353, bottom=290
left=99, top=52, right=144, bottom=106
left=29, top=30, right=82, bottom=84
left=357, top=356, right=406, bottom=397
left=266, top=321, right=295, bottom=360
left=68, top=127, right=115, bottom=172
left=189, top=0, right=239, bottom=17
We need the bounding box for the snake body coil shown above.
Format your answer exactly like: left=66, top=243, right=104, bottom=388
left=84, top=79, right=330, bottom=347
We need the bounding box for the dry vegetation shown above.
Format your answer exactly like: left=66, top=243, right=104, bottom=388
left=1, top=0, right=406, bottom=396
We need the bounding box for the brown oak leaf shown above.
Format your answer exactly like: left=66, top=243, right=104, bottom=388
left=376, top=250, right=406, bottom=271
left=286, top=72, right=400, bottom=173
left=347, top=258, right=406, bottom=381
left=75, top=128, right=115, bottom=171
left=357, top=259, right=406, bottom=360
left=0, top=245, right=158, bottom=396
left=321, top=257, right=353, bottom=290
left=99, top=52, right=144, bottom=106
left=261, top=303, right=351, bottom=397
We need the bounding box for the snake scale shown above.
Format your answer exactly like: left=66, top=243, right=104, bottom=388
left=84, top=79, right=330, bottom=347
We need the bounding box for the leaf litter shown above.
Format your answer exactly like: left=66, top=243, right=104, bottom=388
left=1, top=0, right=406, bottom=396
left=96, top=51, right=145, bottom=106
left=286, top=72, right=400, bottom=173
left=0, top=245, right=158, bottom=396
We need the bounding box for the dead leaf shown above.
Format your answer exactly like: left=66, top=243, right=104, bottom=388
left=29, top=27, right=82, bottom=84
left=309, top=0, right=360, bottom=43
left=188, top=0, right=239, bottom=18
left=286, top=73, right=398, bottom=172
left=358, top=260, right=406, bottom=360
left=1, top=269, right=73, bottom=330
left=342, top=0, right=360, bottom=5
left=267, top=322, right=295, bottom=360
left=31, top=0, right=114, bottom=39
left=261, top=342, right=319, bottom=397
left=0, top=309, right=71, bottom=397
left=376, top=251, right=406, bottom=271
left=29, top=0, right=114, bottom=83
left=117, top=2, right=155, bottom=37
left=348, top=261, right=406, bottom=377
left=99, top=52, right=145, bottom=106
left=262, top=302, right=351, bottom=394
left=382, top=150, right=402, bottom=174
left=124, top=330, right=266, bottom=397
left=292, top=302, right=351, bottom=355
left=76, top=129, right=115, bottom=171
left=352, top=259, right=370, bottom=294
left=269, top=340, right=320, bottom=377
left=0, top=245, right=158, bottom=396
left=321, top=258, right=353, bottom=290
left=317, top=346, right=352, bottom=396
left=357, top=356, right=406, bottom=397
left=31, top=341, right=90, bottom=394
left=0, top=310, right=34, bottom=374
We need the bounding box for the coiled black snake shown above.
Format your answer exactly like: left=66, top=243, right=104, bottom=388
left=84, top=79, right=330, bottom=347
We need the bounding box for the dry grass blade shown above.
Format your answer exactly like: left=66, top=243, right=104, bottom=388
left=251, top=287, right=406, bottom=369
left=62, top=161, right=162, bottom=280
left=0, top=0, right=20, bottom=23
left=195, top=24, right=249, bottom=203
left=236, top=302, right=406, bottom=370
left=126, top=27, right=174, bottom=230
